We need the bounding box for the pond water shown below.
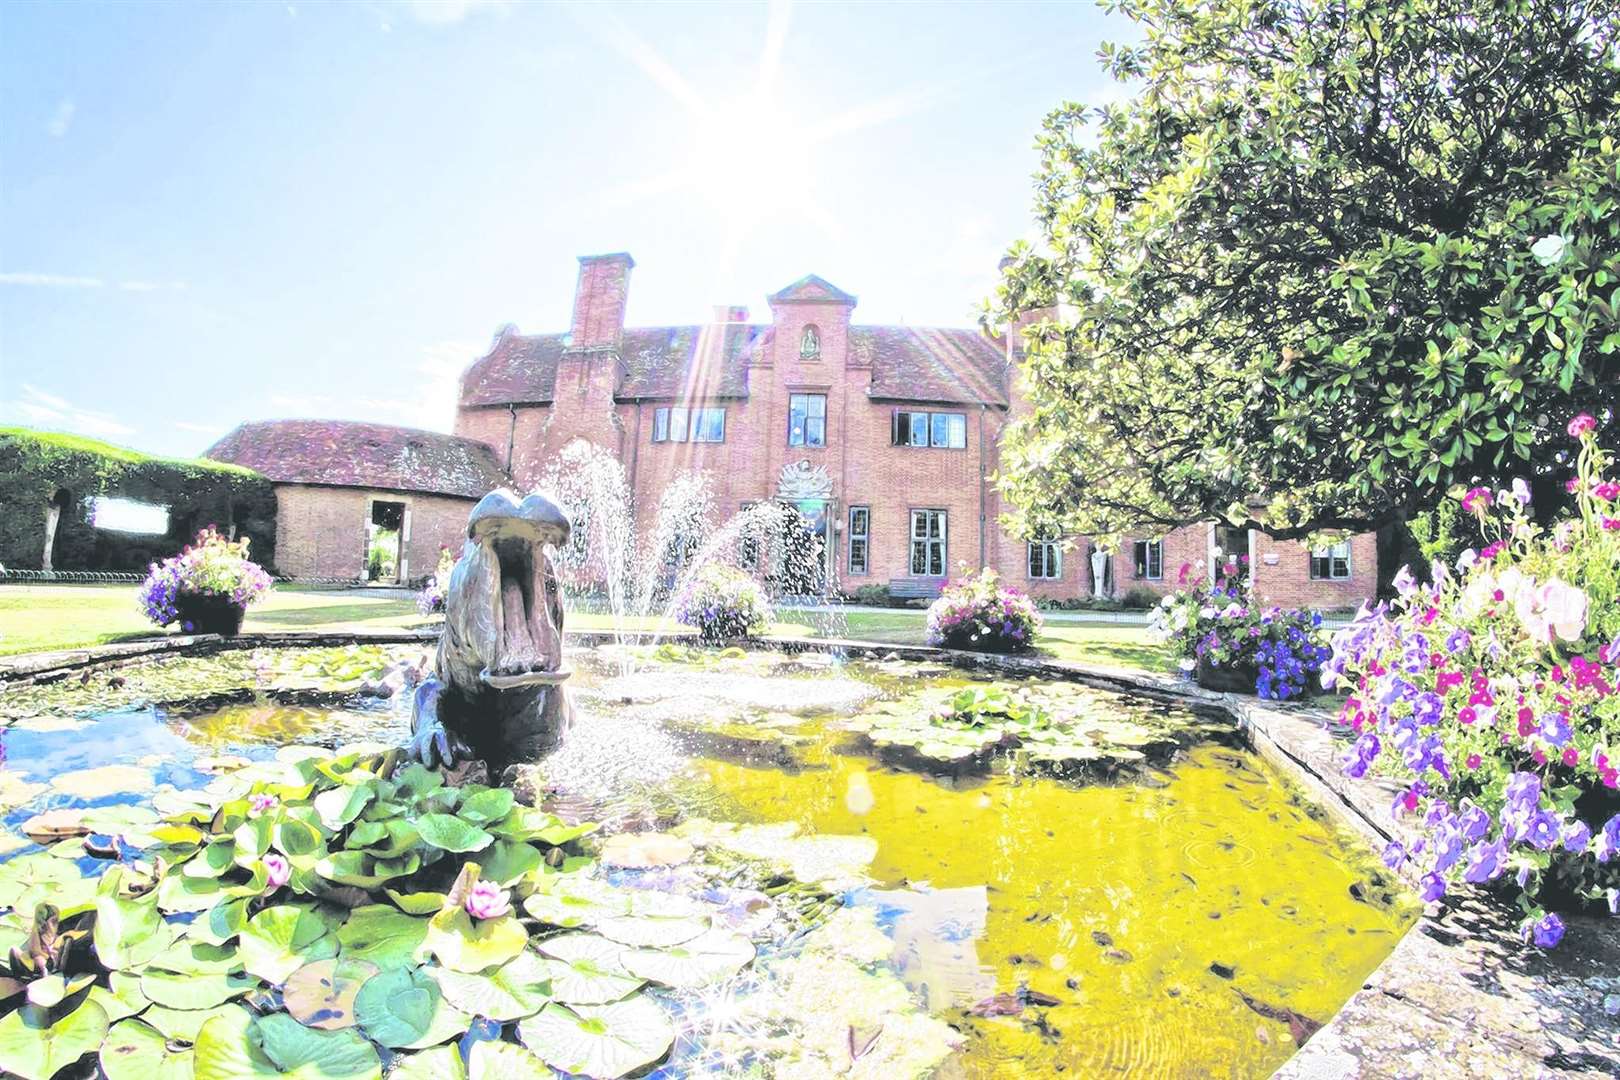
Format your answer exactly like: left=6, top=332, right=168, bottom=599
left=0, top=644, right=1415, bottom=1078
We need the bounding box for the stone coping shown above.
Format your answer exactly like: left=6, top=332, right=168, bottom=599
left=1, top=629, right=1617, bottom=1076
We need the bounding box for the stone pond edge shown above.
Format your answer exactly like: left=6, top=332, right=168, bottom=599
left=2, top=628, right=1615, bottom=1077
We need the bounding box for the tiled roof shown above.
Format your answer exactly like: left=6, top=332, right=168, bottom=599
left=205, top=420, right=507, bottom=499
left=855, top=326, right=1010, bottom=406
left=456, top=323, right=1008, bottom=408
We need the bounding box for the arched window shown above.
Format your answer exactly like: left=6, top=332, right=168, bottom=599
left=800, top=325, right=820, bottom=360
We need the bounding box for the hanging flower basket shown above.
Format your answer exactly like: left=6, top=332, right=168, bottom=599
left=173, top=592, right=248, bottom=636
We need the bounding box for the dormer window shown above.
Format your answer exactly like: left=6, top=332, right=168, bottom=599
left=800, top=325, right=820, bottom=360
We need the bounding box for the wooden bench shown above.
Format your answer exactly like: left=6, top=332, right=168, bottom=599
left=887, top=577, right=945, bottom=601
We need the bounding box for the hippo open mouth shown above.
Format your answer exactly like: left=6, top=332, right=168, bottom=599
left=466, top=491, right=572, bottom=689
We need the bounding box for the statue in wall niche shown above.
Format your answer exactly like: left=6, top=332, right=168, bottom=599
left=406, top=489, right=573, bottom=777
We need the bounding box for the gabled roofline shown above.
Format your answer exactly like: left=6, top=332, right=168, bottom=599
left=767, top=274, right=857, bottom=306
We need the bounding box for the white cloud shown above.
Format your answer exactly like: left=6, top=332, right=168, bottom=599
left=45, top=99, right=75, bottom=138
left=174, top=420, right=225, bottom=435
left=354, top=340, right=475, bottom=432
left=7, top=384, right=134, bottom=438
left=404, top=0, right=511, bottom=25
left=0, top=272, right=104, bottom=288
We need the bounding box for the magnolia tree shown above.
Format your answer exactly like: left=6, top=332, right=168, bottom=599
left=992, top=0, right=1620, bottom=543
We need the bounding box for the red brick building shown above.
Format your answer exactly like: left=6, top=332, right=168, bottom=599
left=205, top=420, right=505, bottom=582
left=448, top=252, right=1378, bottom=609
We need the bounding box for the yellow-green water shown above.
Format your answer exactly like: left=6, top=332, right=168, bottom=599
left=683, top=732, right=1413, bottom=1078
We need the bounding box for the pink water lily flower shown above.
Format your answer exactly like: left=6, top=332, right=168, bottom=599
left=248, top=793, right=278, bottom=816
left=262, top=854, right=291, bottom=890
left=464, top=879, right=511, bottom=920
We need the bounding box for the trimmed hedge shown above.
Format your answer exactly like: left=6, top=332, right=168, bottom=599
left=0, top=427, right=278, bottom=573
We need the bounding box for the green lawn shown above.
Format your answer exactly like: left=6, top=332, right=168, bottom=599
left=0, top=585, right=1168, bottom=674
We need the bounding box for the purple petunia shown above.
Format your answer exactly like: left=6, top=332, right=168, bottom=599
left=1419, top=873, right=1446, bottom=902
left=1464, top=838, right=1509, bottom=883
left=1530, top=912, right=1566, bottom=949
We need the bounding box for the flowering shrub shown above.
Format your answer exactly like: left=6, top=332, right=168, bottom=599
left=137, top=527, right=272, bottom=629
left=674, top=562, right=770, bottom=644
left=1149, top=568, right=1330, bottom=700
left=925, top=569, right=1042, bottom=652
left=1327, top=415, right=1620, bottom=947
left=417, top=545, right=457, bottom=615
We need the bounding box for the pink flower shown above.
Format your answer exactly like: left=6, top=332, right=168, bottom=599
left=1596, top=481, right=1620, bottom=501
left=1514, top=578, right=1589, bottom=643
left=1604, top=517, right=1620, bottom=531
left=1466, top=754, right=1482, bottom=770
left=1563, top=747, right=1580, bottom=766
left=249, top=794, right=277, bottom=816
left=464, top=880, right=511, bottom=920
left=1569, top=413, right=1596, bottom=438
left=1567, top=478, right=1582, bottom=494
left=263, top=854, right=291, bottom=890
left=1461, top=487, right=1493, bottom=513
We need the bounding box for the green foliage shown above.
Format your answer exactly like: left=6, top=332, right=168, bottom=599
left=0, top=741, right=767, bottom=1080
left=0, top=427, right=277, bottom=572
left=993, top=0, right=1620, bottom=542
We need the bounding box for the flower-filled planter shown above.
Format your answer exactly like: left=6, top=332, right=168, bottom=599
left=138, top=527, right=272, bottom=636
left=1150, top=572, right=1330, bottom=700
left=673, top=563, right=771, bottom=645
left=1327, top=413, right=1620, bottom=949
left=926, top=569, right=1042, bottom=653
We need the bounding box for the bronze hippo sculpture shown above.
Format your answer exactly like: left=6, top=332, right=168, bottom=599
left=407, top=489, right=573, bottom=774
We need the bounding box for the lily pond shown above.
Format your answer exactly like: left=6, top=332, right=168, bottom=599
left=0, top=643, right=1416, bottom=1079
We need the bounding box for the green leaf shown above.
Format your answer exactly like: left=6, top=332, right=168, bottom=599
left=0, top=999, right=110, bottom=1080
left=156, top=874, right=224, bottom=915
left=335, top=905, right=430, bottom=968
left=423, top=908, right=528, bottom=973
left=140, top=1005, right=246, bottom=1044
left=384, top=889, right=447, bottom=915
left=314, top=785, right=374, bottom=832
left=237, top=905, right=338, bottom=985
left=193, top=1008, right=381, bottom=1080
left=619, top=928, right=755, bottom=989
left=517, top=996, right=675, bottom=1079
left=99, top=1018, right=195, bottom=1080
left=283, top=957, right=379, bottom=1031
left=533, top=933, right=645, bottom=1004
left=353, top=966, right=469, bottom=1050
left=149, top=939, right=242, bottom=977
left=413, top=814, right=492, bottom=853
left=455, top=788, right=514, bottom=825
left=140, top=970, right=257, bottom=1011
left=595, top=911, right=709, bottom=949
left=86, top=972, right=152, bottom=1023
left=393, top=1046, right=468, bottom=1080
left=435, top=950, right=554, bottom=1021
left=467, top=1040, right=548, bottom=1079
left=477, top=841, right=542, bottom=886
left=273, top=818, right=325, bottom=858
left=521, top=878, right=631, bottom=929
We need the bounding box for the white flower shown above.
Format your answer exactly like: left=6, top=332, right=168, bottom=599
left=1511, top=478, right=1532, bottom=505
left=1531, top=234, right=1568, bottom=266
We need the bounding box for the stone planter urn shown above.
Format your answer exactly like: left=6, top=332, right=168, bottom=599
left=174, top=592, right=247, bottom=637
left=1195, top=654, right=1258, bottom=695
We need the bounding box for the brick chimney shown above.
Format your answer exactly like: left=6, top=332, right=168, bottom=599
left=569, top=253, right=634, bottom=349
left=711, top=305, right=749, bottom=323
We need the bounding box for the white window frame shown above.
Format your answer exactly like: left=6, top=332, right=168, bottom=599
left=1028, top=540, right=1061, bottom=579
left=1310, top=539, right=1352, bottom=580
left=847, top=505, right=870, bottom=576
left=789, top=393, right=827, bottom=447
left=689, top=407, right=725, bottom=443
left=1133, top=539, right=1163, bottom=580
left=910, top=509, right=947, bottom=577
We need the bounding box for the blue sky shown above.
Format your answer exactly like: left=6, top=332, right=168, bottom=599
left=0, top=0, right=1133, bottom=458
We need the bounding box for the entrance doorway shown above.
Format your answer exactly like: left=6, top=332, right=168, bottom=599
left=771, top=498, right=830, bottom=596
left=367, top=500, right=407, bottom=583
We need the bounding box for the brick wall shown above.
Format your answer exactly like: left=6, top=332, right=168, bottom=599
left=272, top=484, right=474, bottom=581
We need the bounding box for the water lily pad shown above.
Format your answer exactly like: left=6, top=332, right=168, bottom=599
left=0, top=853, right=97, bottom=915
left=533, top=933, right=645, bottom=1004
left=335, top=905, right=431, bottom=968
left=599, top=832, right=693, bottom=869
left=87, top=973, right=152, bottom=1023
left=27, top=972, right=96, bottom=1008
left=140, top=970, right=257, bottom=1011
left=456, top=788, right=514, bottom=825
left=595, top=911, right=709, bottom=949
left=149, top=939, right=241, bottom=977
left=391, top=1044, right=468, bottom=1080
left=467, top=1039, right=548, bottom=1079
left=52, top=765, right=155, bottom=800
left=0, top=771, right=48, bottom=811
left=239, top=905, right=339, bottom=984
left=192, top=1007, right=380, bottom=1080
left=620, top=927, right=756, bottom=989
left=413, top=814, right=493, bottom=853
left=423, top=907, right=528, bottom=973
left=353, top=966, right=469, bottom=1049
left=20, top=807, right=91, bottom=843
left=436, top=950, right=554, bottom=1020
left=518, top=996, right=675, bottom=1079
left=521, top=878, right=631, bottom=929
left=0, top=827, right=32, bottom=856
left=284, top=957, right=378, bottom=1030
left=141, top=1004, right=246, bottom=1044
left=385, top=889, right=447, bottom=915
left=0, top=998, right=109, bottom=1080
left=477, top=841, right=542, bottom=885
left=156, top=873, right=225, bottom=915
left=100, top=1017, right=195, bottom=1080
left=94, top=893, right=169, bottom=971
